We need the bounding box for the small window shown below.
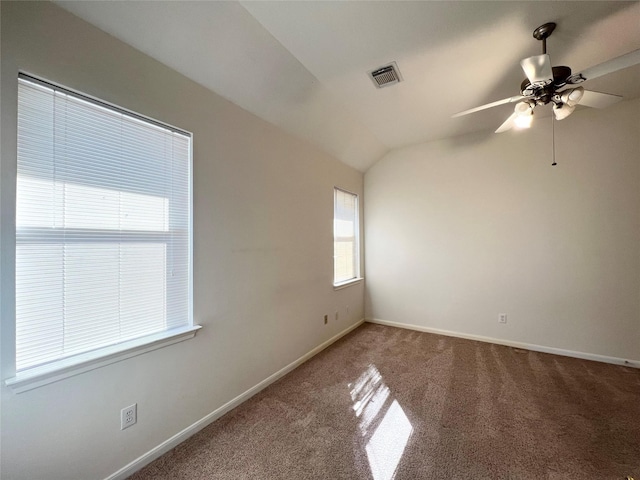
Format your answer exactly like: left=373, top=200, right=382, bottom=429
left=14, top=75, right=193, bottom=375
left=333, top=187, right=360, bottom=286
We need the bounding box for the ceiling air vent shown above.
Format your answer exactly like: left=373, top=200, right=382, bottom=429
left=368, top=62, right=403, bottom=88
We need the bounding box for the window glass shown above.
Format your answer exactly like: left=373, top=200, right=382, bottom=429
left=334, top=187, right=359, bottom=285
left=16, top=75, right=192, bottom=372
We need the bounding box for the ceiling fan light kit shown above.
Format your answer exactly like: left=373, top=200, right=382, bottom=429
left=552, top=103, right=575, bottom=121
left=514, top=114, right=533, bottom=130
left=513, top=102, right=534, bottom=129
left=561, top=87, right=584, bottom=107
left=453, top=22, right=639, bottom=137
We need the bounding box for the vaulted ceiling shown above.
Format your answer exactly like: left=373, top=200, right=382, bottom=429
left=56, top=1, right=640, bottom=171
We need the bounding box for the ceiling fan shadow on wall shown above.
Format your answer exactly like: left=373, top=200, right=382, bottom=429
left=452, top=22, right=640, bottom=137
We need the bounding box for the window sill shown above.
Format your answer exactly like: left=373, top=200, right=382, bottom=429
left=5, top=325, right=202, bottom=394
left=333, top=277, right=364, bottom=290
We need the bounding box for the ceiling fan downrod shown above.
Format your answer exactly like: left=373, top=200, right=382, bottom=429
left=533, top=22, right=556, bottom=55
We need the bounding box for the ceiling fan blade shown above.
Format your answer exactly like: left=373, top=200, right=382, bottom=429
left=579, top=90, right=623, bottom=109
left=452, top=95, right=525, bottom=118
left=495, top=112, right=518, bottom=133
left=521, top=54, right=553, bottom=84
left=569, top=49, right=640, bottom=83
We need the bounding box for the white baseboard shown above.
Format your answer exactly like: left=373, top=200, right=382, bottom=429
left=106, top=319, right=365, bottom=480
left=366, top=318, right=640, bottom=369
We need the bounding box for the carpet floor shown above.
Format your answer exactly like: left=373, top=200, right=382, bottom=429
left=128, top=323, right=640, bottom=479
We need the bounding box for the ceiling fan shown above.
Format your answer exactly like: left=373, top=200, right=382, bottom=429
left=452, top=22, right=640, bottom=133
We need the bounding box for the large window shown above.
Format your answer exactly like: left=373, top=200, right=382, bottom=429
left=14, top=75, right=194, bottom=377
left=333, top=187, right=360, bottom=286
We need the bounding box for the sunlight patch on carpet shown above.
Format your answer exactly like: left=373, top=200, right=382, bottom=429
left=349, top=364, right=413, bottom=480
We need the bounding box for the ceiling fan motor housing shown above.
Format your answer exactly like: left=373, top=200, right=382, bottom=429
left=520, top=65, right=572, bottom=105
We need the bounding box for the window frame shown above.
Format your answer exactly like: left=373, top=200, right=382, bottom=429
left=5, top=73, right=200, bottom=393
left=333, top=186, right=362, bottom=289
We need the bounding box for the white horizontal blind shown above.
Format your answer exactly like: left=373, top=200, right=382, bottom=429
left=16, top=75, right=192, bottom=372
left=334, top=188, right=359, bottom=284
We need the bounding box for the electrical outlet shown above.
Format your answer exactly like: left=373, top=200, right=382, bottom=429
left=121, top=403, right=137, bottom=430
left=324, top=314, right=328, bottom=325
left=499, top=313, right=507, bottom=324
left=335, top=311, right=339, bottom=321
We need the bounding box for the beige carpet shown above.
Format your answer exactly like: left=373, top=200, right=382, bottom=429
left=129, top=323, right=640, bottom=479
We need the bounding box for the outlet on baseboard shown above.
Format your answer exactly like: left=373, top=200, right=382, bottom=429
left=324, top=314, right=328, bottom=325
left=499, top=313, right=507, bottom=324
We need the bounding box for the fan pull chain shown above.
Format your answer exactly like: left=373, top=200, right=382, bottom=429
left=551, top=113, right=557, bottom=166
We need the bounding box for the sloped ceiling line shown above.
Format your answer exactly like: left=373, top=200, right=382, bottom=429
left=56, top=1, right=640, bottom=171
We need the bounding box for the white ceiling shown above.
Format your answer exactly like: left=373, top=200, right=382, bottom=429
left=56, top=1, right=640, bottom=171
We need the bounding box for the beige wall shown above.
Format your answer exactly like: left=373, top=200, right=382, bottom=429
left=365, top=97, right=640, bottom=361
left=0, top=3, right=365, bottom=479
